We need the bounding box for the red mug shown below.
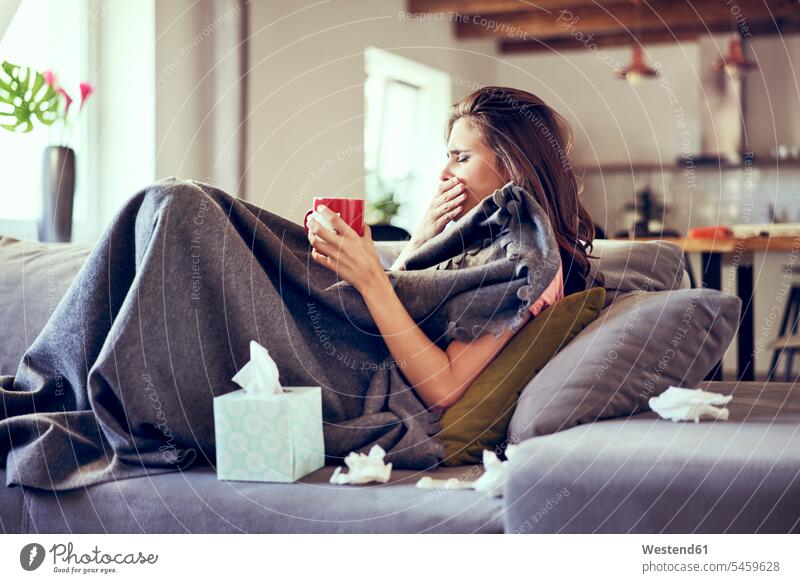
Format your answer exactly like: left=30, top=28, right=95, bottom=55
left=303, top=197, right=365, bottom=236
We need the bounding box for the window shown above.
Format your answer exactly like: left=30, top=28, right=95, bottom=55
left=374, top=78, right=420, bottom=198
left=0, top=0, right=85, bottom=234
left=364, top=47, right=451, bottom=233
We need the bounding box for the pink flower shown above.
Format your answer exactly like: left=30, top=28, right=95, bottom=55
left=42, top=69, right=58, bottom=87
left=79, top=82, right=94, bottom=110
left=58, top=87, right=73, bottom=115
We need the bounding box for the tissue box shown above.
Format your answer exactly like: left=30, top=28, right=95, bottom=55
left=213, top=386, right=325, bottom=482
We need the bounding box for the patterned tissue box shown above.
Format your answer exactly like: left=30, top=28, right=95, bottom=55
left=213, top=386, right=325, bottom=482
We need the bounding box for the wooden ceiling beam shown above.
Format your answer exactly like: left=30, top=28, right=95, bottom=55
left=452, top=0, right=799, bottom=40
left=500, top=26, right=710, bottom=54
left=498, top=16, right=800, bottom=53
left=407, top=0, right=625, bottom=15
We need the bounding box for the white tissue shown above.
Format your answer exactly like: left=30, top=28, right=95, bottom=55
left=329, top=444, right=393, bottom=484
left=415, top=444, right=520, bottom=498
left=311, top=209, right=341, bottom=234
left=649, top=386, right=732, bottom=423
left=471, top=448, right=516, bottom=498
left=415, top=476, right=476, bottom=490
left=231, top=340, right=283, bottom=395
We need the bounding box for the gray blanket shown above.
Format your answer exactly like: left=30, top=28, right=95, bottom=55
left=0, top=177, right=560, bottom=491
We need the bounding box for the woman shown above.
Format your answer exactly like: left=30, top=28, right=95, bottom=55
left=307, top=85, right=596, bottom=413
left=0, top=86, right=596, bottom=490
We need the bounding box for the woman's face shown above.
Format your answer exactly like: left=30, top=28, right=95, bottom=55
left=439, top=117, right=509, bottom=216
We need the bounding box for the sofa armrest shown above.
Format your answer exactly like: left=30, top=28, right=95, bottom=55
left=502, top=408, right=800, bottom=533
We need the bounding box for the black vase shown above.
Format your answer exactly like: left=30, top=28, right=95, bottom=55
left=39, top=145, right=75, bottom=242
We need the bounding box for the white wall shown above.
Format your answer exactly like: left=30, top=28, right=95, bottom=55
left=494, top=33, right=800, bottom=166
left=244, top=0, right=497, bottom=223
left=154, top=0, right=247, bottom=195
left=745, top=34, right=800, bottom=156
left=496, top=42, right=703, bottom=167
left=154, top=0, right=214, bottom=184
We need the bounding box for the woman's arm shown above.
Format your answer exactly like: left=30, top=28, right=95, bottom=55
left=307, top=205, right=522, bottom=411
left=360, top=274, right=524, bottom=411
left=360, top=273, right=450, bottom=407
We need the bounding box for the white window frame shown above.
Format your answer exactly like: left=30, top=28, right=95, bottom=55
left=364, top=47, right=451, bottom=233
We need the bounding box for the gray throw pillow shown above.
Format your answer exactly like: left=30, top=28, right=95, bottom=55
left=508, top=287, right=741, bottom=443
left=586, top=240, right=690, bottom=306
left=0, top=235, right=91, bottom=375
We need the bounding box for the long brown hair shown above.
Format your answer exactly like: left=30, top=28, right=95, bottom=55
left=446, top=86, right=596, bottom=288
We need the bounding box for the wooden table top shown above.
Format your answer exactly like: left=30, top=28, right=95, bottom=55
left=612, top=235, right=800, bottom=253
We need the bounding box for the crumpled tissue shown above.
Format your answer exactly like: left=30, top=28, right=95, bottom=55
left=232, top=340, right=283, bottom=394
left=415, top=445, right=520, bottom=498
left=649, top=385, right=733, bottom=423
left=415, top=476, right=476, bottom=490
left=329, top=444, right=393, bottom=485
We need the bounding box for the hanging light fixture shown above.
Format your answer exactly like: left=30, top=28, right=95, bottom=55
left=616, top=45, right=659, bottom=84
left=713, top=36, right=757, bottom=79
left=616, top=0, right=659, bottom=84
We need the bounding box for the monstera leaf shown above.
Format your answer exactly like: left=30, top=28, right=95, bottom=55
left=0, top=60, right=60, bottom=132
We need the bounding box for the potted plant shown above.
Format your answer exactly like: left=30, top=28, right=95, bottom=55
left=366, top=173, right=407, bottom=225
left=0, top=60, right=93, bottom=242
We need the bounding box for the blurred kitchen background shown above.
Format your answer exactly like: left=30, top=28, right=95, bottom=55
left=2, top=0, right=800, bottom=378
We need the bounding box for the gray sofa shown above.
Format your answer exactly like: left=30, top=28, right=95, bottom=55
left=1, top=235, right=798, bottom=533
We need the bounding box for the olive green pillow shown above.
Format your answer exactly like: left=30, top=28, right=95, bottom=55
left=437, top=287, right=606, bottom=466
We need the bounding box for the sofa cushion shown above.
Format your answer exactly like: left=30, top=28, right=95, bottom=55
left=508, top=288, right=741, bottom=443
left=0, top=236, right=91, bottom=375
left=437, top=287, right=606, bottom=466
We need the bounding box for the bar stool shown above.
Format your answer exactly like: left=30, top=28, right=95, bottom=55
left=767, top=285, right=800, bottom=381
